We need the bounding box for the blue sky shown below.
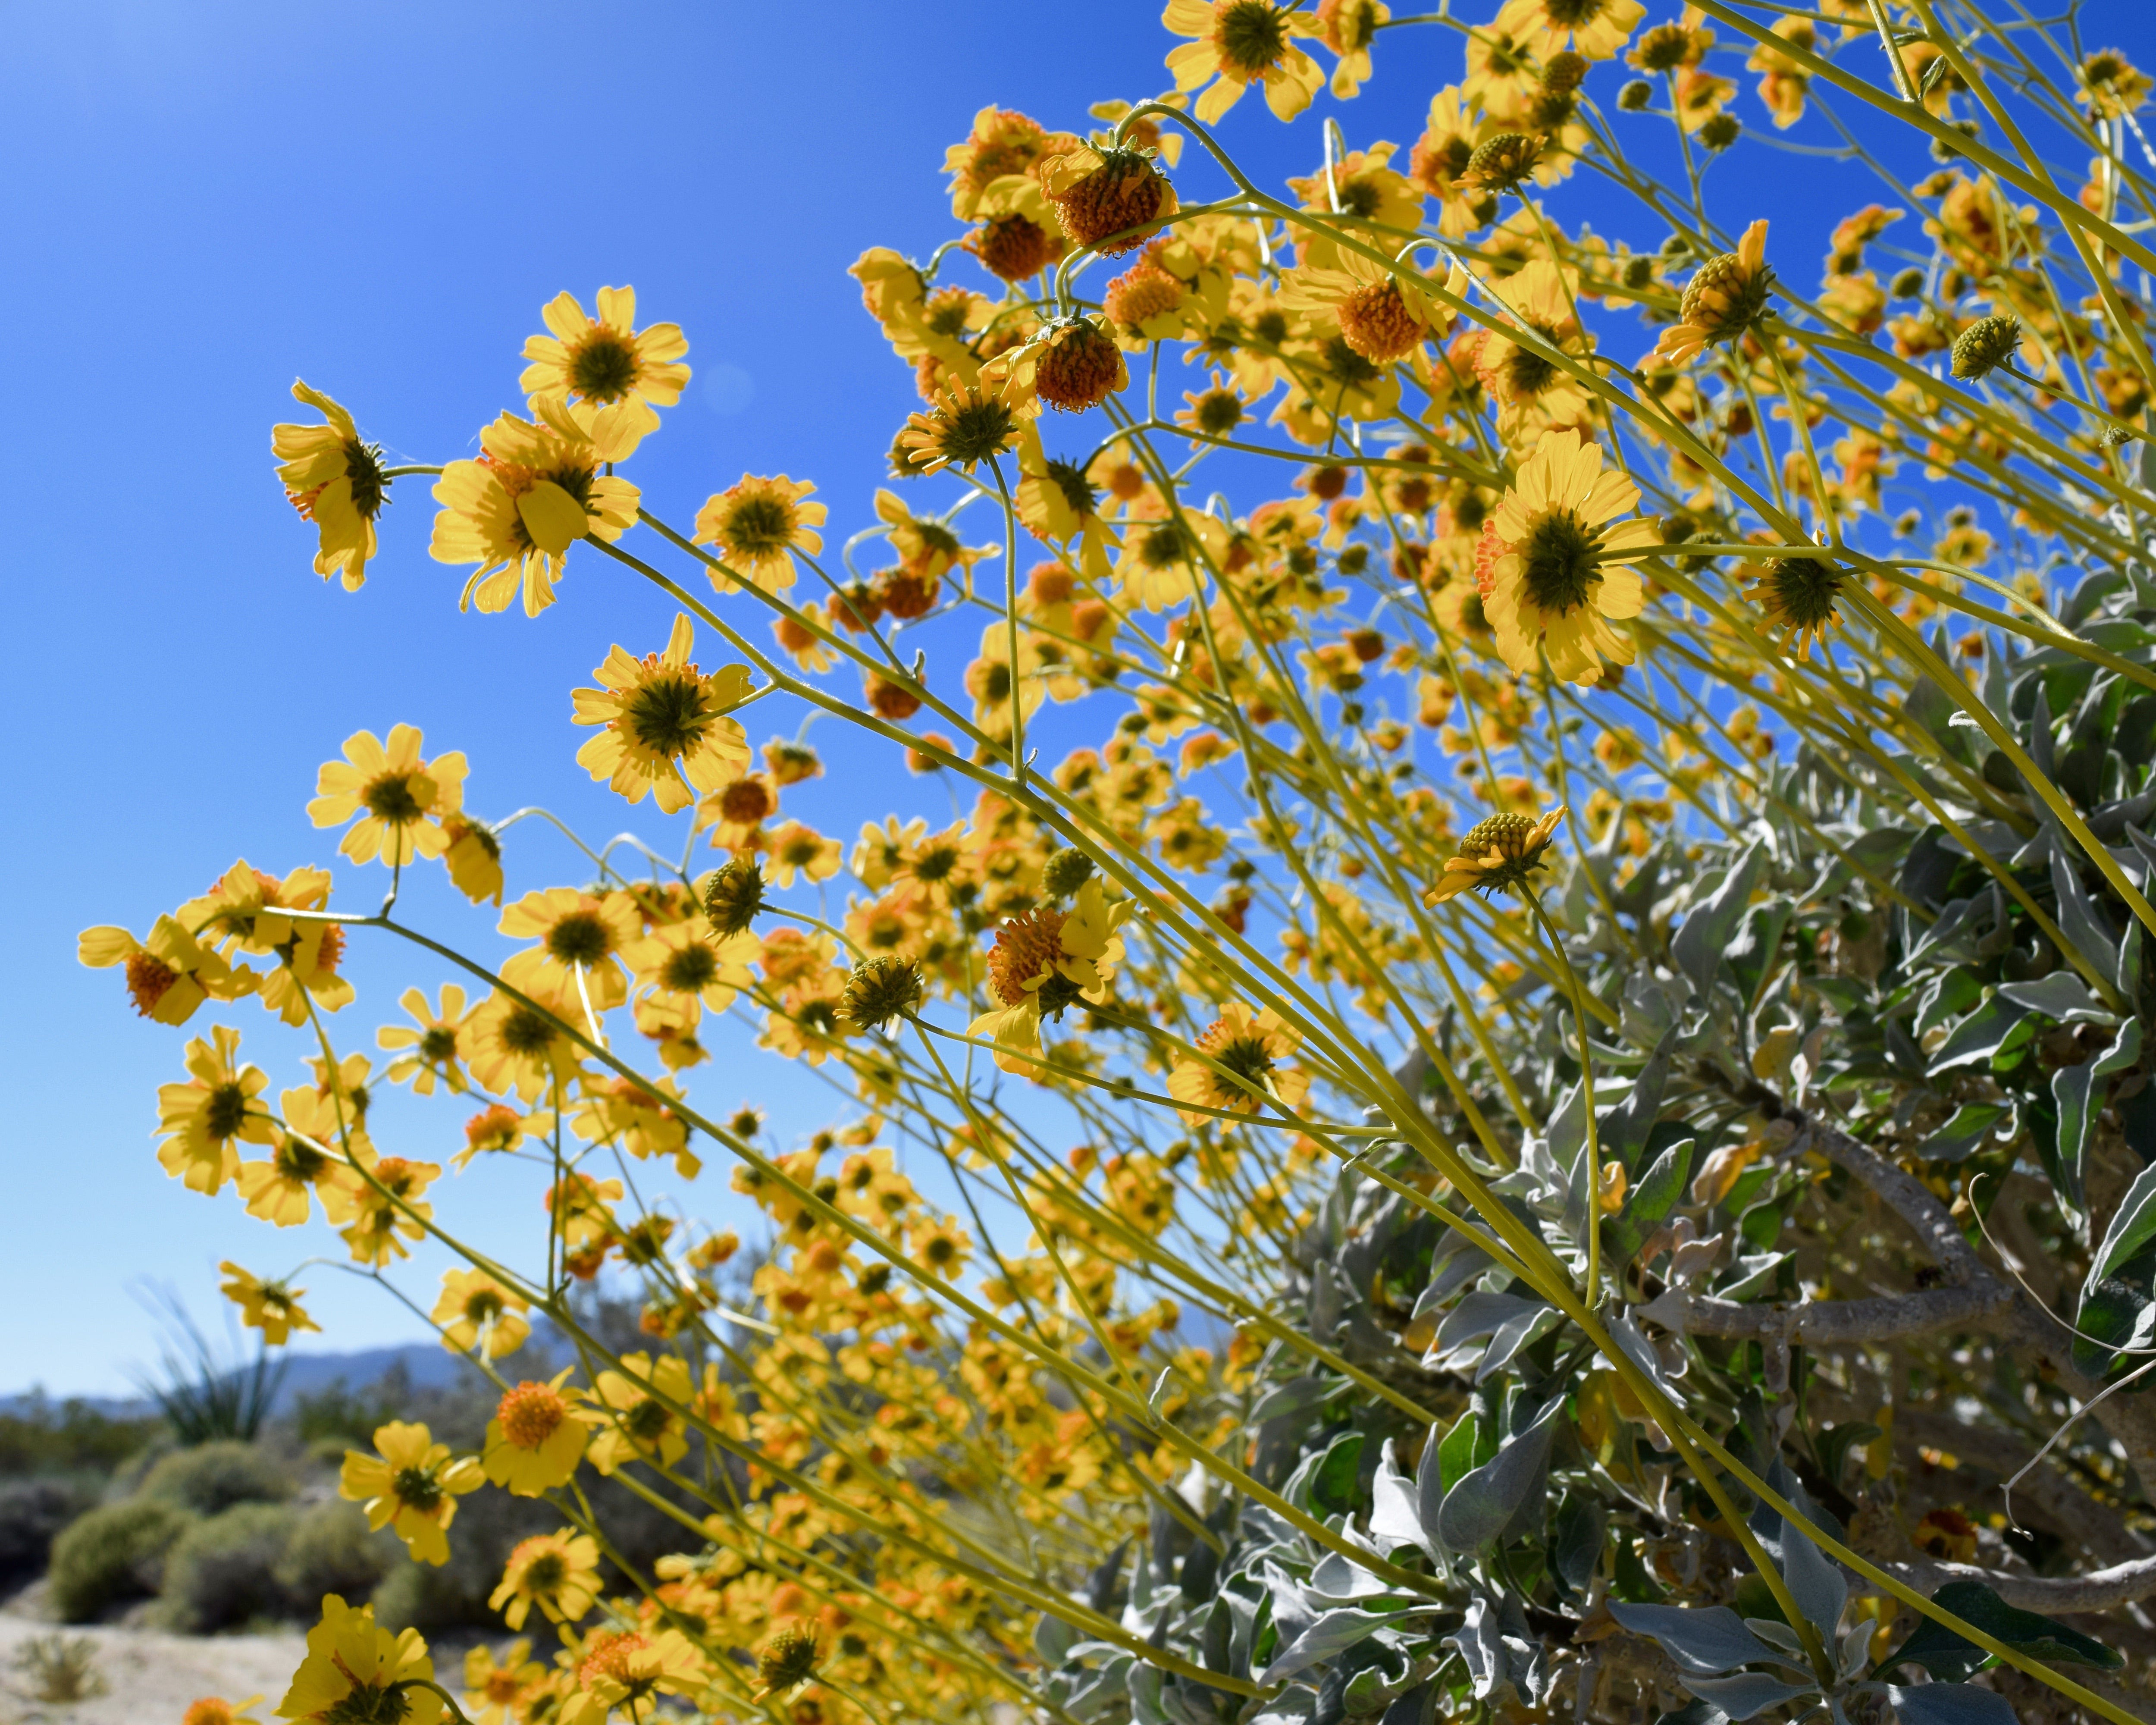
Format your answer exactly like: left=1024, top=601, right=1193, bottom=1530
left=7, top=0, right=2148, bottom=1395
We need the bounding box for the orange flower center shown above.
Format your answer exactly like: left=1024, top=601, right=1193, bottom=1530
left=125, top=951, right=179, bottom=1016
left=498, top=1381, right=567, bottom=1448
left=987, top=909, right=1068, bottom=1006
left=579, top=1632, right=648, bottom=1689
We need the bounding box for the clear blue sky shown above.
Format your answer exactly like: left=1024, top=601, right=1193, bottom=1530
left=7, top=0, right=2147, bottom=1395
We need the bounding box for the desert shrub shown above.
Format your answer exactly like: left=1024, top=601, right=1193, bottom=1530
left=138, top=1439, right=290, bottom=1517
left=0, top=1475, right=99, bottom=1586
left=0, top=1399, right=159, bottom=1479
left=87, top=6, right=2156, bottom=1725
left=153, top=1501, right=300, bottom=1632
left=273, top=1499, right=393, bottom=1606
left=10, top=1633, right=106, bottom=1703
left=291, top=1377, right=407, bottom=1449
left=47, top=1498, right=191, bottom=1621
left=366, top=1483, right=557, bottom=1634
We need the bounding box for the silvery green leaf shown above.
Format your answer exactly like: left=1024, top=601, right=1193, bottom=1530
left=1251, top=1376, right=1332, bottom=1426
left=1748, top=1463, right=1847, bottom=1635
left=1746, top=1620, right=1808, bottom=1661
left=1306, top=1549, right=1396, bottom=1603
left=1259, top=1608, right=1407, bottom=1684
left=1249, top=1691, right=1316, bottom=1725
left=1369, top=1438, right=1433, bottom=1562
left=1686, top=1674, right=1820, bottom=1720
left=1128, top=1659, right=1169, bottom=1725
left=1607, top=1603, right=1790, bottom=1676
left=1436, top=1399, right=1563, bottom=1552
left=1998, top=972, right=2117, bottom=1026
left=1840, top=1622, right=1876, bottom=1681
left=1435, top=1291, right=1547, bottom=1349
left=1673, top=843, right=1766, bottom=997
left=1035, top=1610, right=1078, bottom=1666
left=1476, top=1302, right=1564, bottom=1383
left=1918, top=1102, right=2014, bottom=1164
left=1887, top=1685, right=2021, bottom=1725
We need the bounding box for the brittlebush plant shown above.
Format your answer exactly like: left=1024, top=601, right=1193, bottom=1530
left=83, top=4, right=2156, bottom=1725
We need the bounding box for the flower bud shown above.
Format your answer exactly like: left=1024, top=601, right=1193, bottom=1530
left=840, top=957, right=924, bottom=1032
left=1950, top=314, right=2021, bottom=381
left=1041, top=847, right=1097, bottom=899
left=702, top=858, right=767, bottom=938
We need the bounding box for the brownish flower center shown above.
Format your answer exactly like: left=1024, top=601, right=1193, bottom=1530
left=987, top=909, right=1068, bottom=1006
left=498, top=1381, right=567, bottom=1448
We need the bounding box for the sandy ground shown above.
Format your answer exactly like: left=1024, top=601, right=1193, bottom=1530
left=0, top=1586, right=307, bottom=1725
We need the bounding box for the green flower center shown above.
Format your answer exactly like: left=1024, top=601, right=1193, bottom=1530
left=343, top=439, right=389, bottom=520
left=418, top=1026, right=458, bottom=1063
left=1218, top=0, right=1288, bottom=77
left=321, top=1680, right=411, bottom=1725
left=1215, top=1034, right=1275, bottom=1087
left=660, top=945, right=719, bottom=992
left=936, top=399, right=1019, bottom=467
left=1320, top=336, right=1380, bottom=387
left=723, top=494, right=796, bottom=555
left=500, top=1007, right=558, bottom=1055
left=392, top=1465, right=442, bottom=1512
left=623, top=671, right=713, bottom=757
left=623, top=1398, right=673, bottom=1443
left=363, top=772, right=425, bottom=825
left=1045, top=456, right=1100, bottom=519
left=1519, top=508, right=1604, bottom=616
left=545, top=912, right=613, bottom=966
left=569, top=334, right=640, bottom=404
left=1195, top=391, right=1244, bottom=434
left=204, top=1082, right=251, bottom=1141
left=523, top=1551, right=567, bottom=1593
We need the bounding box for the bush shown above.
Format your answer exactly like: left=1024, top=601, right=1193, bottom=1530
left=47, top=1498, right=191, bottom=1621
left=0, top=1476, right=99, bottom=1586
left=0, top=1399, right=160, bottom=1478
left=292, top=1377, right=407, bottom=1449
left=138, top=1439, right=290, bottom=1517
left=153, top=1501, right=299, bottom=1632
left=273, top=1499, right=392, bottom=1608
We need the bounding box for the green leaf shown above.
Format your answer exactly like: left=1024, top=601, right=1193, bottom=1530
left=1437, top=1402, right=1495, bottom=1495
left=1878, top=1580, right=2124, bottom=1681
left=1604, top=1139, right=1697, bottom=1265
left=1918, top=1103, right=2012, bottom=1164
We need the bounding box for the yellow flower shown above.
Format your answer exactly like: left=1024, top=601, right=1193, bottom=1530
left=899, top=376, right=1039, bottom=476
left=464, top=991, right=578, bottom=1103
left=1497, top=0, right=1645, bottom=60
left=1280, top=249, right=1445, bottom=366
left=185, top=1697, right=266, bottom=1725
left=518, top=285, right=689, bottom=461
left=178, top=862, right=348, bottom=1027
left=1164, top=0, right=1326, bottom=123
left=483, top=1373, right=592, bottom=1497
left=1314, top=0, right=1389, bottom=96
left=440, top=818, right=505, bottom=907
left=584, top=1351, right=694, bottom=1475
left=78, top=916, right=246, bottom=1026
left=271, top=381, right=389, bottom=591
left=558, top=1628, right=703, bottom=1725
left=693, top=474, right=826, bottom=595
left=430, top=408, right=640, bottom=617
left=1655, top=220, right=1773, bottom=363
left=308, top=724, right=468, bottom=868
left=1016, top=428, right=1121, bottom=585
left=339, top=1421, right=483, bottom=1567
left=1423, top=807, right=1567, bottom=903
left=1167, top=1003, right=1311, bottom=1124
left=237, top=1105, right=363, bottom=1226
left=1472, top=258, right=1595, bottom=438
left=624, top=920, right=760, bottom=1022
left=968, top=880, right=1128, bottom=1076
left=463, top=1640, right=544, bottom=1725
left=156, top=1026, right=277, bottom=1195
left=1475, top=429, right=1657, bottom=684
left=432, top=1268, right=530, bottom=1360
left=277, top=1596, right=440, bottom=1725
left=377, top=985, right=473, bottom=1095
left=498, top=888, right=641, bottom=1016
left=490, top=1531, right=602, bottom=1632
left=217, top=1262, right=319, bottom=1346
left=764, top=821, right=844, bottom=889
left=571, top=614, right=754, bottom=813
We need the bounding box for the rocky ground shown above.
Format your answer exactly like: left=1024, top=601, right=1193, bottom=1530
left=0, top=1583, right=305, bottom=1725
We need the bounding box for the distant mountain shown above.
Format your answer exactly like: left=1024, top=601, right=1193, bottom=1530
left=2, top=1339, right=471, bottom=1420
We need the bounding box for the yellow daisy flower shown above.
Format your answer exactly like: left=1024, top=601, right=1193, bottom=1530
left=463, top=1640, right=544, bottom=1725
left=440, top=817, right=505, bottom=907
left=490, top=1531, right=602, bottom=1631
left=217, top=1262, right=319, bottom=1346
left=498, top=888, right=641, bottom=1016
left=1497, top=0, right=1646, bottom=60
left=432, top=1268, right=530, bottom=1360
left=430, top=408, right=640, bottom=617
left=968, top=880, right=1128, bottom=1075
left=184, top=1696, right=265, bottom=1725
left=377, top=985, right=473, bottom=1095
left=1422, top=807, right=1567, bottom=903
left=518, top=285, right=689, bottom=462
left=584, top=1351, right=694, bottom=1475
left=483, top=1373, right=592, bottom=1498
left=571, top=614, right=754, bottom=813
left=1167, top=1002, right=1311, bottom=1124
left=1655, top=220, right=1774, bottom=364
left=307, top=724, right=467, bottom=868
left=693, top=474, right=826, bottom=595
left=1164, top=0, right=1326, bottom=122
left=237, top=1107, right=362, bottom=1226
left=339, top=1421, right=482, bottom=1567
left=271, top=381, right=389, bottom=591
left=277, top=1596, right=440, bottom=1725
left=1475, top=428, right=1657, bottom=684
left=558, top=1628, right=702, bottom=1725
left=156, top=1025, right=277, bottom=1195
left=78, top=916, right=247, bottom=1026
